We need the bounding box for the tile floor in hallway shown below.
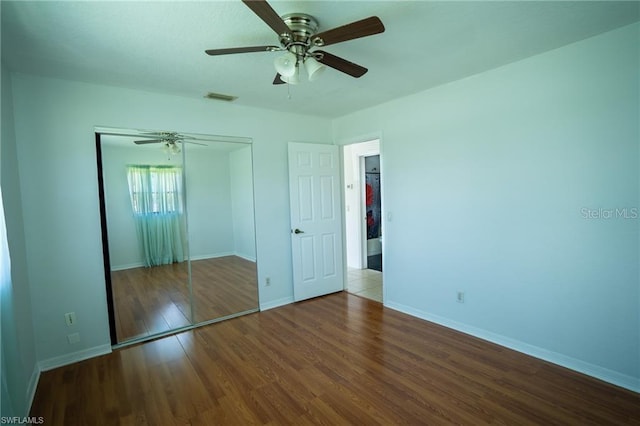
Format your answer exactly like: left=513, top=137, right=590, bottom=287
left=347, top=267, right=383, bottom=302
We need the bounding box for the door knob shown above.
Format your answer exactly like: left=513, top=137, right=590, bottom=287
left=293, top=228, right=304, bottom=234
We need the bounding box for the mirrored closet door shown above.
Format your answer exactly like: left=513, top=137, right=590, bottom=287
left=96, top=127, right=259, bottom=345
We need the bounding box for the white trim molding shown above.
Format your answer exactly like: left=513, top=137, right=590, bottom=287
left=386, top=301, right=640, bottom=393
left=259, top=296, right=294, bottom=311
left=38, top=344, right=112, bottom=372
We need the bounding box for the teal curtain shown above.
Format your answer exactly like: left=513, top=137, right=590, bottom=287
left=127, top=165, right=185, bottom=267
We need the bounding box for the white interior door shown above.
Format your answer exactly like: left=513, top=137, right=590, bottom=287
left=288, top=142, right=344, bottom=301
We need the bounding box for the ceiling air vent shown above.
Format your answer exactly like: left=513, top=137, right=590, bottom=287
left=204, top=91, right=238, bottom=102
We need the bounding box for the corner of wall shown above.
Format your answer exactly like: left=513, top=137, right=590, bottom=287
left=2, top=63, right=41, bottom=418
left=38, top=344, right=112, bottom=373
left=259, top=296, right=294, bottom=312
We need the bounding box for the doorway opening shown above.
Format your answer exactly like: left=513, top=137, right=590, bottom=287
left=342, top=139, right=383, bottom=302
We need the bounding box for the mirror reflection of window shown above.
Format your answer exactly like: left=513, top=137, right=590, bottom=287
left=127, top=165, right=183, bottom=214
left=126, top=165, right=185, bottom=267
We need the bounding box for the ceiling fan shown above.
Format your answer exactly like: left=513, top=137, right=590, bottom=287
left=133, top=131, right=192, bottom=145
left=133, top=131, right=205, bottom=155
left=205, top=0, right=385, bottom=84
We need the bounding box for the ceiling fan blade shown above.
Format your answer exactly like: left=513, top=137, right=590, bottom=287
left=242, top=0, right=291, bottom=37
left=139, top=131, right=177, bottom=136
left=273, top=73, right=286, bottom=85
left=134, top=139, right=163, bottom=144
left=205, top=45, right=280, bottom=56
left=315, top=51, right=368, bottom=78
left=312, top=16, right=384, bottom=47
left=135, top=139, right=206, bottom=147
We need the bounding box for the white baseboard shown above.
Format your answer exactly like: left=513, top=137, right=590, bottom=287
left=385, top=301, right=640, bottom=393
left=111, top=261, right=145, bottom=271
left=234, top=252, right=257, bottom=263
left=260, top=296, right=294, bottom=311
left=38, top=344, right=112, bottom=372
left=189, top=252, right=234, bottom=261
left=112, top=253, right=256, bottom=270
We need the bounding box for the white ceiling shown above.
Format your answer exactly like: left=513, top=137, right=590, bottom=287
left=2, top=1, right=639, bottom=118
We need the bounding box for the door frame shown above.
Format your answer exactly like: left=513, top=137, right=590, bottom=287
left=339, top=135, right=384, bottom=296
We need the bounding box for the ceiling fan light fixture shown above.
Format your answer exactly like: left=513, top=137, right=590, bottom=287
left=274, top=51, right=298, bottom=77
left=304, top=56, right=326, bottom=82
left=205, top=4, right=386, bottom=86
left=163, top=141, right=181, bottom=155
left=281, top=65, right=300, bottom=85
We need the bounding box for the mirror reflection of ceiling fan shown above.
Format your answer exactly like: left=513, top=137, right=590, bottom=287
left=133, top=131, right=206, bottom=155
left=205, top=0, right=385, bottom=84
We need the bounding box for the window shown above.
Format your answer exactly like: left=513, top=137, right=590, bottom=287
left=127, top=165, right=183, bottom=215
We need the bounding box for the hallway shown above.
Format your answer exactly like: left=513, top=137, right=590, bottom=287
left=347, top=267, right=382, bottom=302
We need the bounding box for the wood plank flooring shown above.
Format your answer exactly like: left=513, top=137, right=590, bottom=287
left=111, top=256, right=258, bottom=342
left=31, top=292, right=639, bottom=425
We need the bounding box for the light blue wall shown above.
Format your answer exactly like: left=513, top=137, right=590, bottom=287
left=184, top=146, right=234, bottom=259
left=102, top=143, right=254, bottom=268
left=8, top=72, right=332, bottom=365
left=1, top=64, right=38, bottom=417
left=230, top=146, right=257, bottom=261
left=101, top=144, right=186, bottom=269
left=334, top=23, right=639, bottom=390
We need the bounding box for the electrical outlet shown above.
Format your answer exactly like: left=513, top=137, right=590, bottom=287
left=265, top=277, right=271, bottom=286
left=457, top=292, right=465, bottom=303
left=67, top=333, right=80, bottom=344
left=65, top=312, right=77, bottom=326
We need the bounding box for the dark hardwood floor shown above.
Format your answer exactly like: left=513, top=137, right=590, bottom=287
left=31, top=292, right=639, bottom=425
left=190, top=255, right=259, bottom=324
left=111, top=256, right=258, bottom=342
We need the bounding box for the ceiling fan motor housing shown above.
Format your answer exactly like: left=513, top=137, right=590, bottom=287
left=280, top=13, right=320, bottom=58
